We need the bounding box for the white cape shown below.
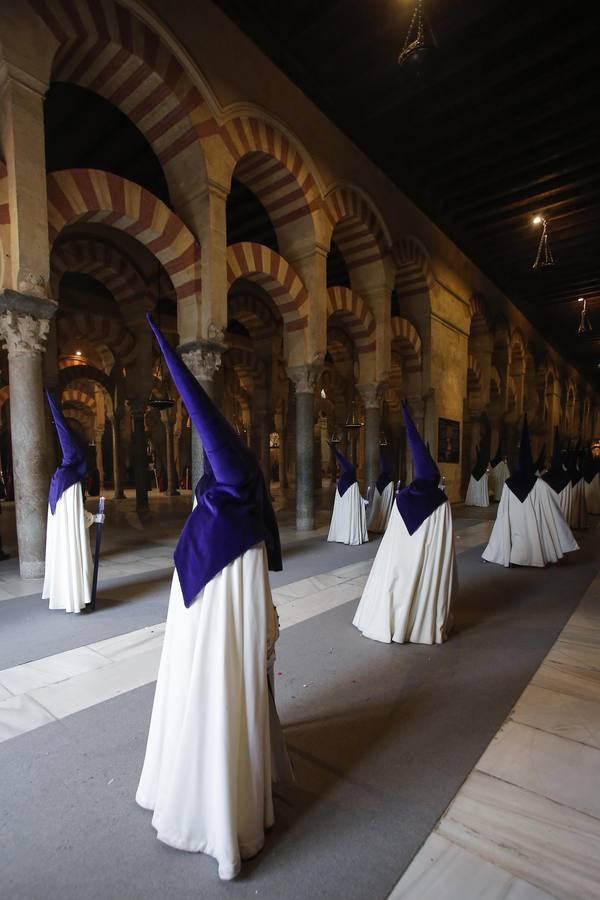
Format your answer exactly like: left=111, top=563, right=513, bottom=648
left=556, top=481, right=572, bottom=522
left=42, top=483, right=92, bottom=613
left=584, top=473, right=600, bottom=514
left=136, top=543, right=284, bottom=880
left=482, top=479, right=578, bottom=568
left=569, top=479, right=587, bottom=529
left=490, top=461, right=510, bottom=501
left=465, top=472, right=490, bottom=507
left=353, top=501, right=456, bottom=645
left=368, top=481, right=395, bottom=533
left=327, top=481, right=368, bottom=545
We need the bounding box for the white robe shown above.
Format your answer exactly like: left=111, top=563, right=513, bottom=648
left=556, top=481, right=572, bottom=522
left=490, top=461, right=510, bottom=501
left=353, top=501, right=456, bottom=645
left=482, top=479, right=578, bottom=568
left=368, top=481, right=395, bottom=533
left=42, top=483, right=93, bottom=613
left=136, top=542, right=282, bottom=881
left=569, top=479, right=587, bottom=530
left=327, top=481, right=368, bottom=545
left=584, top=473, right=600, bottom=514
left=465, top=472, right=490, bottom=507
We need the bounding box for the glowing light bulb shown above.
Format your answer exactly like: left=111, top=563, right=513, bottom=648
left=75, top=350, right=82, bottom=356
left=532, top=215, right=543, bottom=225
left=578, top=297, right=585, bottom=303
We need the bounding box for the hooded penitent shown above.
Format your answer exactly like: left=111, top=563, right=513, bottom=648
left=534, top=444, right=546, bottom=473
left=332, top=447, right=357, bottom=496
left=490, top=437, right=504, bottom=468
left=46, top=390, right=88, bottom=515
left=396, top=400, right=447, bottom=534
left=376, top=447, right=393, bottom=494
left=471, top=443, right=488, bottom=480
left=543, top=428, right=570, bottom=494
left=147, top=315, right=282, bottom=608
left=582, top=446, right=596, bottom=484
left=505, top=414, right=537, bottom=502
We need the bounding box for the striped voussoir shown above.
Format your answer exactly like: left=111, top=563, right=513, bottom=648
left=327, top=285, right=376, bottom=355
left=223, top=117, right=321, bottom=233
left=468, top=354, right=482, bottom=395
left=227, top=242, right=308, bottom=333
left=391, top=316, right=422, bottom=373
left=47, top=170, right=201, bottom=303
left=57, top=310, right=136, bottom=369
left=393, top=236, right=433, bottom=298
left=30, top=0, right=217, bottom=169
left=51, top=239, right=150, bottom=316
left=469, top=294, right=491, bottom=334
left=228, top=292, right=280, bottom=340
left=58, top=364, right=114, bottom=399
left=225, top=344, right=266, bottom=390
left=326, top=187, right=389, bottom=271
left=61, top=387, right=97, bottom=414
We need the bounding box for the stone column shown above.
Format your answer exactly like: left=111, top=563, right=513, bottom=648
left=358, top=383, right=383, bottom=490
left=128, top=399, right=148, bottom=512
left=0, top=304, right=52, bottom=577
left=160, top=409, right=178, bottom=496
left=110, top=413, right=125, bottom=499
left=289, top=363, right=321, bottom=531
left=94, top=425, right=105, bottom=491
left=180, top=332, right=224, bottom=491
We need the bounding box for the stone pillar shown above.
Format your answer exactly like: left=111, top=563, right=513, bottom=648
left=94, top=425, right=105, bottom=491
left=128, top=399, right=148, bottom=512
left=160, top=409, right=178, bottom=496
left=289, top=364, right=321, bottom=531
left=110, top=413, right=125, bottom=499
left=180, top=334, right=224, bottom=491
left=0, top=304, right=53, bottom=577
left=358, top=383, right=383, bottom=490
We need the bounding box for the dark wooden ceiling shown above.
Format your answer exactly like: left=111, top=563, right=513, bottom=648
left=213, top=0, right=600, bottom=383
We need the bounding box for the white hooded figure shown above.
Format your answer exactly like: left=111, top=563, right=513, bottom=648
left=367, top=448, right=395, bottom=533
left=464, top=443, right=490, bottom=507
left=567, top=446, right=587, bottom=530
left=42, top=390, right=96, bottom=613
left=353, top=401, right=457, bottom=645
left=483, top=416, right=578, bottom=568
left=136, top=316, right=292, bottom=881
left=542, top=427, right=573, bottom=522
left=327, top=447, right=368, bottom=545
left=583, top=449, right=600, bottom=515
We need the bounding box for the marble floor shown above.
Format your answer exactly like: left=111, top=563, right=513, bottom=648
left=0, top=494, right=598, bottom=899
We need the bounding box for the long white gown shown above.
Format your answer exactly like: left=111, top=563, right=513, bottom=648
left=465, top=472, right=490, bottom=507
left=482, top=479, right=578, bottom=568
left=327, top=482, right=368, bottom=545
left=136, top=542, right=281, bottom=881
left=42, top=483, right=93, bottom=613
left=490, top=461, right=510, bottom=501
left=569, top=479, right=587, bottom=530
left=556, top=481, right=572, bottom=521
left=367, top=481, right=395, bottom=533
left=584, top=473, right=600, bottom=514
left=353, top=501, right=456, bottom=645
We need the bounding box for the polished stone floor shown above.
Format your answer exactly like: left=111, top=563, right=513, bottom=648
left=0, top=491, right=598, bottom=899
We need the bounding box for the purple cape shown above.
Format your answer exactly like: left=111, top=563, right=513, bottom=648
left=46, top=391, right=88, bottom=515
left=396, top=400, right=447, bottom=533
left=332, top=447, right=356, bottom=497
left=376, top=448, right=392, bottom=494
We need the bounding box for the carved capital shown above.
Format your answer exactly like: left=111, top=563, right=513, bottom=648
left=357, top=381, right=387, bottom=409
left=17, top=268, right=49, bottom=300
left=0, top=311, right=50, bottom=355
left=181, top=347, right=223, bottom=382
left=288, top=354, right=325, bottom=395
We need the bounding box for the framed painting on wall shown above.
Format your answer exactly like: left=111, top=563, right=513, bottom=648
left=438, top=418, right=460, bottom=463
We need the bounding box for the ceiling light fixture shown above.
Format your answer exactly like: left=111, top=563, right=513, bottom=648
left=577, top=297, right=592, bottom=334
left=398, top=0, right=437, bottom=73
left=75, top=350, right=82, bottom=356
left=531, top=215, right=555, bottom=269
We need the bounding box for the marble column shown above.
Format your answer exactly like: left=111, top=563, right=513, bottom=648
left=180, top=333, right=224, bottom=491
left=128, top=399, right=148, bottom=512
left=160, top=409, right=178, bottom=496
left=0, top=305, right=52, bottom=577
left=358, top=383, right=383, bottom=490
left=289, top=364, right=321, bottom=531
left=109, top=413, right=125, bottom=499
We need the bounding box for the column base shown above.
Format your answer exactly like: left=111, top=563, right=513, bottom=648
left=20, top=559, right=45, bottom=579
left=296, top=515, right=314, bottom=532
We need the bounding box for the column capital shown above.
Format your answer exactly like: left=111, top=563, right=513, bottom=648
left=0, top=310, right=50, bottom=355
left=288, top=356, right=325, bottom=394
left=357, top=381, right=388, bottom=409
left=179, top=329, right=225, bottom=382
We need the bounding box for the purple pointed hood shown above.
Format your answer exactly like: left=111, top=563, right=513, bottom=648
left=505, top=415, right=537, bottom=502
left=376, top=447, right=393, bottom=494
left=332, top=446, right=356, bottom=497
left=46, top=390, right=88, bottom=514
left=543, top=427, right=570, bottom=494
left=148, top=315, right=281, bottom=607
left=396, top=400, right=446, bottom=534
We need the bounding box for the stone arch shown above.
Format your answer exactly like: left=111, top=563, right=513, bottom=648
left=47, top=170, right=201, bottom=308
left=51, top=238, right=150, bottom=316
left=31, top=0, right=213, bottom=206
left=57, top=310, right=136, bottom=370
left=392, top=236, right=434, bottom=298
left=61, top=387, right=96, bottom=414
left=391, top=316, right=422, bottom=372
left=325, top=185, right=390, bottom=273
left=489, top=366, right=502, bottom=405
left=228, top=290, right=282, bottom=341
left=327, top=286, right=376, bottom=355
left=58, top=363, right=114, bottom=396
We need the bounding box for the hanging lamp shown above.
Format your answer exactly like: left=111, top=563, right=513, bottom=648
left=577, top=297, right=593, bottom=334
left=398, top=0, right=437, bottom=71
left=532, top=215, right=555, bottom=269
left=345, top=401, right=363, bottom=430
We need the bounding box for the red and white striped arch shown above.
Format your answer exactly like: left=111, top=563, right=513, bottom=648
left=227, top=243, right=308, bottom=334
left=30, top=0, right=215, bottom=178
left=393, top=236, right=433, bottom=299
left=61, top=387, right=96, bottom=414
left=468, top=354, right=483, bottom=395
left=228, top=292, right=281, bottom=341
left=47, top=169, right=201, bottom=304
left=51, top=239, right=150, bottom=315
left=327, top=286, right=376, bottom=355
left=223, top=116, right=322, bottom=240
left=326, top=186, right=389, bottom=271
left=391, top=317, right=422, bottom=373
left=58, top=310, right=136, bottom=369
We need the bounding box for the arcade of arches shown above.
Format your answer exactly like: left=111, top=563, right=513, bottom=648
left=0, top=0, right=598, bottom=578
